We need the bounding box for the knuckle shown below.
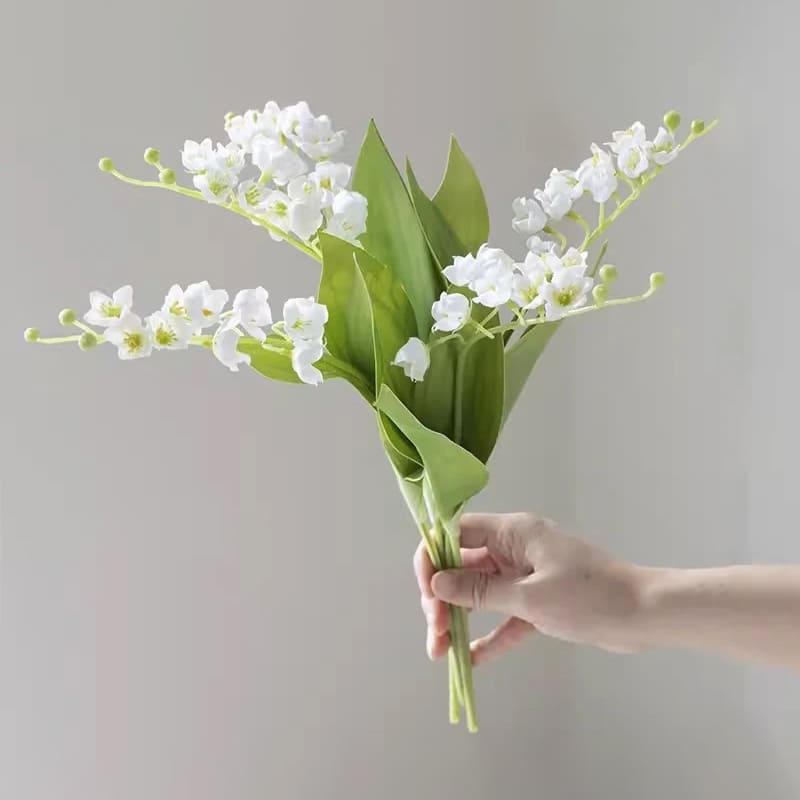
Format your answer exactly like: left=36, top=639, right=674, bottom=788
left=471, top=571, right=491, bottom=610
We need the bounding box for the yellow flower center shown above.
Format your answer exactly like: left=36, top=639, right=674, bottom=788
left=100, top=302, right=121, bottom=318
left=123, top=331, right=144, bottom=352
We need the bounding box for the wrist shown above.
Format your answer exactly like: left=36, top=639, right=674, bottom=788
left=628, top=566, right=686, bottom=651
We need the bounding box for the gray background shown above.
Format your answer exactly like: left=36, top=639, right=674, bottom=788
left=2, top=0, right=798, bottom=798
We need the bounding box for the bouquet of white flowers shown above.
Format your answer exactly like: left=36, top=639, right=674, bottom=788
left=25, top=101, right=714, bottom=731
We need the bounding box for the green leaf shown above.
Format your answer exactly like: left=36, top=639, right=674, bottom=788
left=241, top=336, right=302, bottom=383
left=406, top=161, right=466, bottom=268
left=377, top=385, right=488, bottom=518
left=241, top=336, right=373, bottom=401
left=432, top=137, right=490, bottom=256
left=503, top=323, right=561, bottom=421
left=411, top=337, right=457, bottom=440
left=352, top=248, right=417, bottom=409
left=458, top=335, right=505, bottom=463
left=352, top=120, right=443, bottom=333
left=317, top=233, right=376, bottom=388
left=378, top=412, right=423, bottom=479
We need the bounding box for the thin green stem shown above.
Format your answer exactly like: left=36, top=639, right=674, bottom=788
left=429, top=332, right=464, bottom=350
left=486, top=284, right=658, bottom=336
left=71, top=320, right=95, bottom=335
left=106, top=168, right=322, bottom=263
left=468, top=319, right=495, bottom=339
left=33, top=335, right=87, bottom=344
left=448, top=650, right=461, bottom=724
left=543, top=225, right=567, bottom=254
left=566, top=210, right=591, bottom=238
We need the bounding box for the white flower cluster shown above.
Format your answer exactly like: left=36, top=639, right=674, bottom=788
left=393, top=118, right=683, bottom=383
left=81, top=283, right=329, bottom=384
left=181, top=100, right=367, bottom=245
left=512, top=119, right=679, bottom=233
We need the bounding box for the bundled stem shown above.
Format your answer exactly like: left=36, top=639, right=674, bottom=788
left=426, top=516, right=478, bottom=732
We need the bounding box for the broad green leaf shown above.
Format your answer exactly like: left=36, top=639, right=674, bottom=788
left=378, top=412, right=423, bottom=479
left=377, top=385, right=488, bottom=518
left=404, top=161, right=504, bottom=461
left=353, top=249, right=417, bottom=409
left=353, top=120, right=442, bottom=333
left=241, top=336, right=302, bottom=383
left=503, top=322, right=561, bottom=421
left=242, top=336, right=373, bottom=401
left=459, top=335, right=505, bottom=463
left=411, top=338, right=457, bottom=440
left=432, top=137, right=490, bottom=256
left=406, top=161, right=466, bottom=268
left=317, top=233, right=375, bottom=388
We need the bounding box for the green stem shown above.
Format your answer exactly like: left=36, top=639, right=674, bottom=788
left=33, top=335, right=86, bottom=344
left=448, top=650, right=461, bottom=724
left=543, top=225, right=567, bottom=254
left=106, top=169, right=322, bottom=262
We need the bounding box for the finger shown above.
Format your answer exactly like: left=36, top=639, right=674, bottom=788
left=413, top=540, right=434, bottom=599
left=431, top=569, right=522, bottom=615
left=427, top=628, right=450, bottom=660
left=460, top=547, right=497, bottom=574
left=459, top=513, right=507, bottom=549
left=421, top=594, right=449, bottom=637
left=471, top=617, right=535, bottom=666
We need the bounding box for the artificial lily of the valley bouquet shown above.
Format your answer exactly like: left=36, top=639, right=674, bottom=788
left=26, top=100, right=714, bottom=731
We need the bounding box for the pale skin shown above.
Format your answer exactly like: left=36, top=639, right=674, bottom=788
left=414, top=512, right=800, bottom=671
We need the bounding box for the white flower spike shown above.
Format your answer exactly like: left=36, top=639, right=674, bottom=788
left=431, top=292, right=470, bottom=332
left=393, top=337, right=430, bottom=382
left=233, top=287, right=273, bottom=342
left=105, top=312, right=153, bottom=360
left=84, top=285, right=134, bottom=327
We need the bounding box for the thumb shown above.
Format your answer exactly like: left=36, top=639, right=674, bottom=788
left=431, top=569, right=521, bottom=616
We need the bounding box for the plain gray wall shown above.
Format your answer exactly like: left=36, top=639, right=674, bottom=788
left=2, top=0, right=798, bottom=798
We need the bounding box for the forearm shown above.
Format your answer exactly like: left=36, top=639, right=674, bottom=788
left=634, top=565, right=800, bottom=670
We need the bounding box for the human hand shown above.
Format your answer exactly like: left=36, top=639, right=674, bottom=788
left=414, top=512, right=645, bottom=665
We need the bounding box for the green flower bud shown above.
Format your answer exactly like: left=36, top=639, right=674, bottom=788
left=144, top=147, right=161, bottom=165
left=158, top=168, right=176, bottom=185
left=98, top=157, right=115, bottom=172
left=690, top=119, right=705, bottom=135
left=650, top=272, right=666, bottom=290
left=598, top=264, right=618, bottom=283
left=663, top=110, right=681, bottom=132
left=79, top=331, right=98, bottom=351
left=24, top=327, right=40, bottom=342
left=58, top=308, right=76, bottom=326
left=224, top=111, right=235, bottom=123
left=592, top=284, right=608, bottom=306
